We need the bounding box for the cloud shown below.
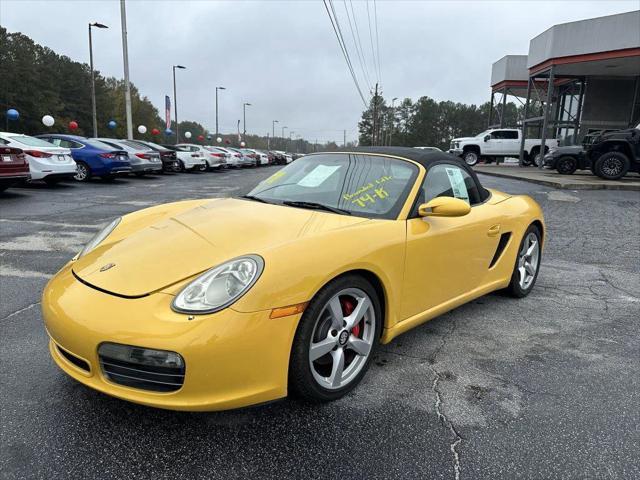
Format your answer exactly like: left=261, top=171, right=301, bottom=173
left=1, top=0, right=636, bottom=143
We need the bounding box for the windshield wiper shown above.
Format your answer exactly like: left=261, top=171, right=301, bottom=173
left=239, top=194, right=271, bottom=204
left=282, top=200, right=351, bottom=215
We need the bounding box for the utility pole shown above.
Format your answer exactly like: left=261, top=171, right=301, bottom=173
left=272, top=119, right=278, bottom=139
left=343, top=129, right=346, bottom=147
left=372, top=83, right=379, bottom=146
left=88, top=22, right=108, bottom=138
left=120, top=0, right=133, bottom=139
left=388, top=97, right=397, bottom=146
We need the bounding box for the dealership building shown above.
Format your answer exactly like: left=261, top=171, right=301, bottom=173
left=488, top=10, right=640, bottom=163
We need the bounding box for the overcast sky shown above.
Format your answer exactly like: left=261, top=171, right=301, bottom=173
left=1, top=0, right=637, bottom=143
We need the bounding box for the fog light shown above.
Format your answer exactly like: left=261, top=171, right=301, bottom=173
left=98, top=342, right=183, bottom=369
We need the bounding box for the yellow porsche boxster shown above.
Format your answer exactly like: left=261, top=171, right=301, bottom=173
left=42, top=147, right=544, bottom=411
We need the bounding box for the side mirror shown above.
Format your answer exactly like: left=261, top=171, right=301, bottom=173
left=484, top=135, right=490, bottom=142
left=418, top=196, right=471, bottom=218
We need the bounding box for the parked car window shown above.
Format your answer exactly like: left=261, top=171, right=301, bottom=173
left=121, top=140, right=147, bottom=150
left=490, top=131, right=505, bottom=139
left=420, top=164, right=482, bottom=206
left=6, top=134, right=57, bottom=147
left=503, top=130, right=519, bottom=139
left=55, top=139, right=83, bottom=149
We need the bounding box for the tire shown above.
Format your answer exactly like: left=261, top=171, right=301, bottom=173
left=556, top=156, right=578, bottom=175
left=289, top=274, right=382, bottom=402
left=74, top=161, right=91, bottom=182
left=530, top=148, right=542, bottom=167
left=593, top=151, right=629, bottom=180
left=506, top=224, right=542, bottom=298
left=462, top=150, right=479, bottom=166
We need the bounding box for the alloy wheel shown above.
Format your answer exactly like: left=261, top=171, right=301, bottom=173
left=601, top=156, right=623, bottom=177
left=464, top=152, right=478, bottom=166
left=309, top=288, right=375, bottom=390
left=517, top=232, right=539, bottom=290
left=74, top=164, right=88, bottom=181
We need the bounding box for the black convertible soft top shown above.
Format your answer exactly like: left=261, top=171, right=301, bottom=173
left=317, top=146, right=490, bottom=201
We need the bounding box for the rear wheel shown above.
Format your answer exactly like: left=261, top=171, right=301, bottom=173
left=593, top=151, right=629, bottom=180
left=462, top=150, right=479, bottom=166
left=289, top=275, right=381, bottom=402
left=556, top=156, right=578, bottom=175
left=74, top=161, right=91, bottom=182
left=506, top=224, right=541, bottom=298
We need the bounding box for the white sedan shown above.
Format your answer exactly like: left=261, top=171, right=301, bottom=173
left=0, top=132, right=77, bottom=185
left=160, top=144, right=207, bottom=171
left=176, top=144, right=227, bottom=170
left=242, top=148, right=269, bottom=166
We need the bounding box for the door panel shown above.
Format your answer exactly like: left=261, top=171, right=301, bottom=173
left=400, top=204, right=500, bottom=320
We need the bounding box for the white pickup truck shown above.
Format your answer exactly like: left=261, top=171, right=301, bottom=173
left=448, top=128, right=558, bottom=166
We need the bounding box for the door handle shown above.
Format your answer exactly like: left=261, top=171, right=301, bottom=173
left=487, top=224, right=501, bottom=237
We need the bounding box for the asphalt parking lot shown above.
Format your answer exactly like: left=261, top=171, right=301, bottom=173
left=1, top=166, right=638, bottom=479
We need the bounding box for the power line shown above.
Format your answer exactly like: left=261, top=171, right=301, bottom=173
left=349, top=0, right=374, bottom=96
left=323, top=0, right=368, bottom=107
left=373, top=0, right=382, bottom=84
left=343, top=0, right=372, bottom=93
left=322, top=0, right=368, bottom=107
left=365, top=0, right=379, bottom=85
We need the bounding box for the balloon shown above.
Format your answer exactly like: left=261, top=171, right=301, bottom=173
left=185, top=131, right=192, bottom=139
left=137, top=125, right=147, bottom=134
left=107, top=120, right=117, bottom=129
left=6, top=109, right=19, bottom=121
left=197, top=135, right=204, bottom=141
left=151, top=128, right=160, bottom=136
left=216, top=137, right=222, bottom=143
left=240, top=141, right=246, bottom=147
left=164, top=128, right=173, bottom=136
left=69, top=121, right=78, bottom=131
left=42, top=115, right=55, bottom=127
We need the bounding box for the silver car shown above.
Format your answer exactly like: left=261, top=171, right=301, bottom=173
left=94, top=138, right=162, bottom=176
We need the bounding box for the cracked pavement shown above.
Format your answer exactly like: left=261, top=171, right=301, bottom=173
left=1, top=168, right=639, bottom=479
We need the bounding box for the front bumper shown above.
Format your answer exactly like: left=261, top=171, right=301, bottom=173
left=42, top=264, right=299, bottom=411
left=448, top=149, right=463, bottom=156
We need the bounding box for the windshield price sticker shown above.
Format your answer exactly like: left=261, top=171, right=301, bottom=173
left=349, top=186, right=389, bottom=207
left=297, top=165, right=341, bottom=187
left=445, top=168, right=469, bottom=202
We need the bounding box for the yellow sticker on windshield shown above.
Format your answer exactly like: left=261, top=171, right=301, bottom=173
left=343, top=175, right=393, bottom=201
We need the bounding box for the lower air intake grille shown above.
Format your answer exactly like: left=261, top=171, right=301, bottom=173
left=99, top=355, right=185, bottom=393
left=57, top=346, right=91, bottom=372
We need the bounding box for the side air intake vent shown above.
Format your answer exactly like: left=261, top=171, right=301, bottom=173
left=489, top=232, right=512, bottom=268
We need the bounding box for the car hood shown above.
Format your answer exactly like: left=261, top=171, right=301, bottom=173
left=551, top=145, right=584, bottom=155
left=451, top=137, right=476, bottom=143
left=72, top=198, right=370, bottom=297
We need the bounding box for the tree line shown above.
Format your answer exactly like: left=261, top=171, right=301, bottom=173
left=358, top=91, right=522, bottom=149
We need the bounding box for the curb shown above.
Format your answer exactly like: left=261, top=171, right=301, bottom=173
left=474, top=170, right=640, bottom=191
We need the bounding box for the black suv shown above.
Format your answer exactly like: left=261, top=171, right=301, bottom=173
left=586, top=124, right=640, bottom=180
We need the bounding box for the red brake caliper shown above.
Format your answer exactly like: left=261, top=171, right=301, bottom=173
left=340, top=297, right=361, bottom=337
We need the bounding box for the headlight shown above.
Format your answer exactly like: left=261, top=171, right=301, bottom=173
left=79, top=217, right=121, bottom=258
left=172, top=255, right=264, bottom=314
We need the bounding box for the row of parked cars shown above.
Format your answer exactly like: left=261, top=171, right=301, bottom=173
left=0, top=131, right=298, bottom=192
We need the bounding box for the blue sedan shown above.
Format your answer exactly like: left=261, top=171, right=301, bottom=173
left=36, top=134, right=132, bottom=181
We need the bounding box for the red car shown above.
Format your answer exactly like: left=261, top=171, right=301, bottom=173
left=0, top=146, right=30, bottom=192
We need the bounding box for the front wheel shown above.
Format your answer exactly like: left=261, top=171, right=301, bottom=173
left=556, top=156, right=578, bottom=175
left=289, top=275, right=381, bottom=402
left=593, top=152, right=629, bottom=180
left=506, top=224, right=542, bottom=298
left=462, top=150, right=479, bottom=166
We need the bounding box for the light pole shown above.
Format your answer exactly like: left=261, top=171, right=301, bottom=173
left=282, top=126, right=287, bottom=138
left=88, top=22, right=108, bottom=138
left=215, top=86, right=225, bottom=136
left=172, top=65, right=186, bottom=141
left=272, top=119, right=278, bottom=139
left=289, top=131, right=295, bottom=152
left=243, top=102, right=251, bottom=136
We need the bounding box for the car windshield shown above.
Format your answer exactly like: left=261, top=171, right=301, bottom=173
left=474, top=130, right=491, bottom=138
left=121, top=140, right=147, bottom=150
left=247, top=153, right=419, bottom=219
left=8, top=135, right=56, bottom=147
